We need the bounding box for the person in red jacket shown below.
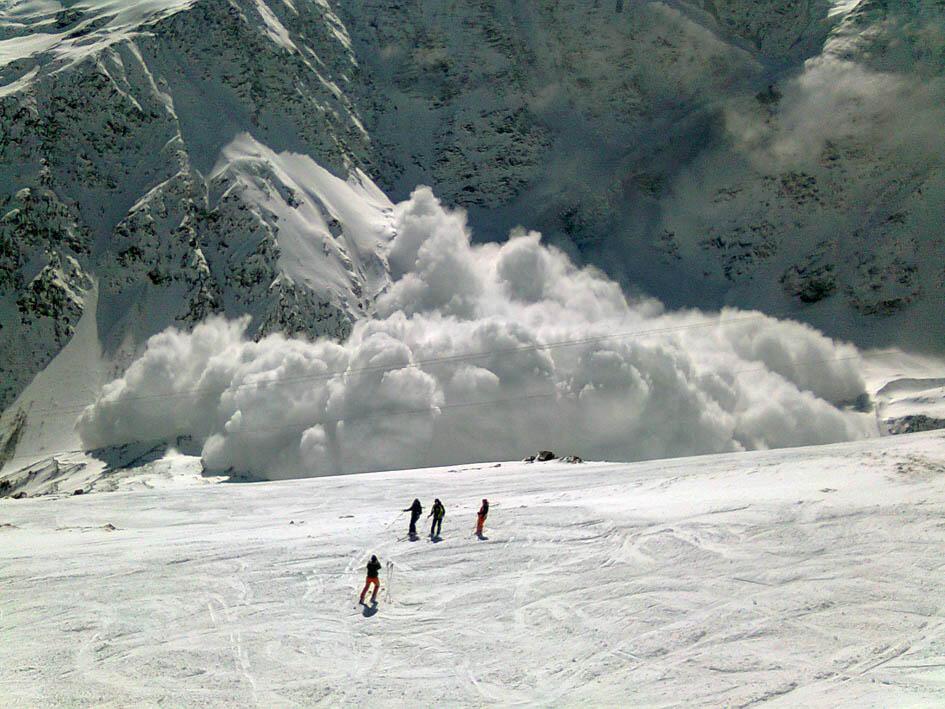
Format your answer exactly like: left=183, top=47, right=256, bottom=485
left=359, top=555, right=381, bottom=605
left=476, top=498, right=489, bottom=537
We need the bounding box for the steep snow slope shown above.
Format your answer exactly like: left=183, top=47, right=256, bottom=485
left=0, top=0, right=391, bottom=411
left=1, top=276, right=107, bottom=461
left=2, top=431, right=945, bottom=706
left=864, top=349, right=945, bottom=433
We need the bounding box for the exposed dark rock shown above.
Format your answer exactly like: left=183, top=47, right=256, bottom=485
left=525, top=450, right=557, bottom=463
left=886, top=416, right=945, bottom=435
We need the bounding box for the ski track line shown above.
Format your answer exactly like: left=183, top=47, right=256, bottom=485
left=322, top=511, right=407, bottom=705
left=232, top=559, right=260, bottom=704
left=585, top=519, right=860, bottom=693
left=6, top=435, right=945, bottom=705
left=206, top=571, right=259, bottom=705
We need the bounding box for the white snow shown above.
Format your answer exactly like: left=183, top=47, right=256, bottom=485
left=210, top=133, right=394, bottom=295
left=828, top=0, right=864, bottom=19
left=2, top=280, right=108, bottom=467
left=72, top=186, right=883, bottom=481
left=0, top=0, right=197, bottom=69
left=3, top=431, right=945, bottom=706
left=0, top=32, right=59, bottom=67
left=0, top=446, right=224, bottom=498
left=863, top=350, right=945, bottom=425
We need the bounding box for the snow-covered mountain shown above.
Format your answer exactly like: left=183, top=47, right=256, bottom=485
left=341, top=0, right=945, bottom=350
left=0, top=0, right=394, bottom=414
left=1, top=0, right=943, bottom=419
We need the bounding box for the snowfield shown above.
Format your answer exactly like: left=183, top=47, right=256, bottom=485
left=3, top=432, right=945, bottom=706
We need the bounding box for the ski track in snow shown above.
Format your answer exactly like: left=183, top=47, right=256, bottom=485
left=3, top=433, right=945, bottom=706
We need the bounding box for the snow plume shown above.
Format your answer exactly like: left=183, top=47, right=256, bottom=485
left=721, top=3, right=945, bottom=177
left=726, top=55, right=945, bottom=173
left=78, top=188, right=875, bottom=478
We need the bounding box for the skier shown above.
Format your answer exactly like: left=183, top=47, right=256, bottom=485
left=359, top=554, right=382, bottom=605
left=404, top=498, right=422, bottom=538
left=429, top=498, right=445, bottom=538
left=476, top=498, right=489, bottom=537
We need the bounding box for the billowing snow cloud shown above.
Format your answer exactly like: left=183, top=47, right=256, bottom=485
left=78, top=188, right=875, bottom=478
left=725, top=53, right=945, bottom=174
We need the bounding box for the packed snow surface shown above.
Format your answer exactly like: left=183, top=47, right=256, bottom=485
left=3, top=432, right=945, bottom=706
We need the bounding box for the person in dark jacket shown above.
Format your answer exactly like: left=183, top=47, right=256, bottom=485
left=476, top=498, right=489, bottom=537
left=429, top=498, right=445, bottom=538
left=360, top=554, right=381, bottom=604
left=404, top=498, right=422, bottom=538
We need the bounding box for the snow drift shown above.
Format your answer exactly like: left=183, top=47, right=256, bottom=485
left=77, top=188, right=875, bottom=478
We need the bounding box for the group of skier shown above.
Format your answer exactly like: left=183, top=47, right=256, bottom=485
left=403, top=497, right=488, bottom=541
left=359, top=497, right=490, bottom=605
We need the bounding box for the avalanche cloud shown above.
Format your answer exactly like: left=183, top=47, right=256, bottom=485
left=78, top=188, right=875, bottom=478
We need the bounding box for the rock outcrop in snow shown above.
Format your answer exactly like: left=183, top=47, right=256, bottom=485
left=0, top=187, right=94, bottom=407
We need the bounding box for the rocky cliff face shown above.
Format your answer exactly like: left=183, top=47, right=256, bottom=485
left=1, top=0, right=942, bottom=413
left=0, top=0, right=393, bottom=411
left=336, top=0, right=944, bottom=349
left=0, top=187, right=93, bottom=407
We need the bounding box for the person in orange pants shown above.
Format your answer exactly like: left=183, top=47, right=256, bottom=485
left=360, top=555, right=381, bottom=605
left=476, top=498, right=489, bottom=537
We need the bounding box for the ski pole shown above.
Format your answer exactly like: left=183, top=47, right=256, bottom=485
left=384, top=509, right=405, bottom=531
